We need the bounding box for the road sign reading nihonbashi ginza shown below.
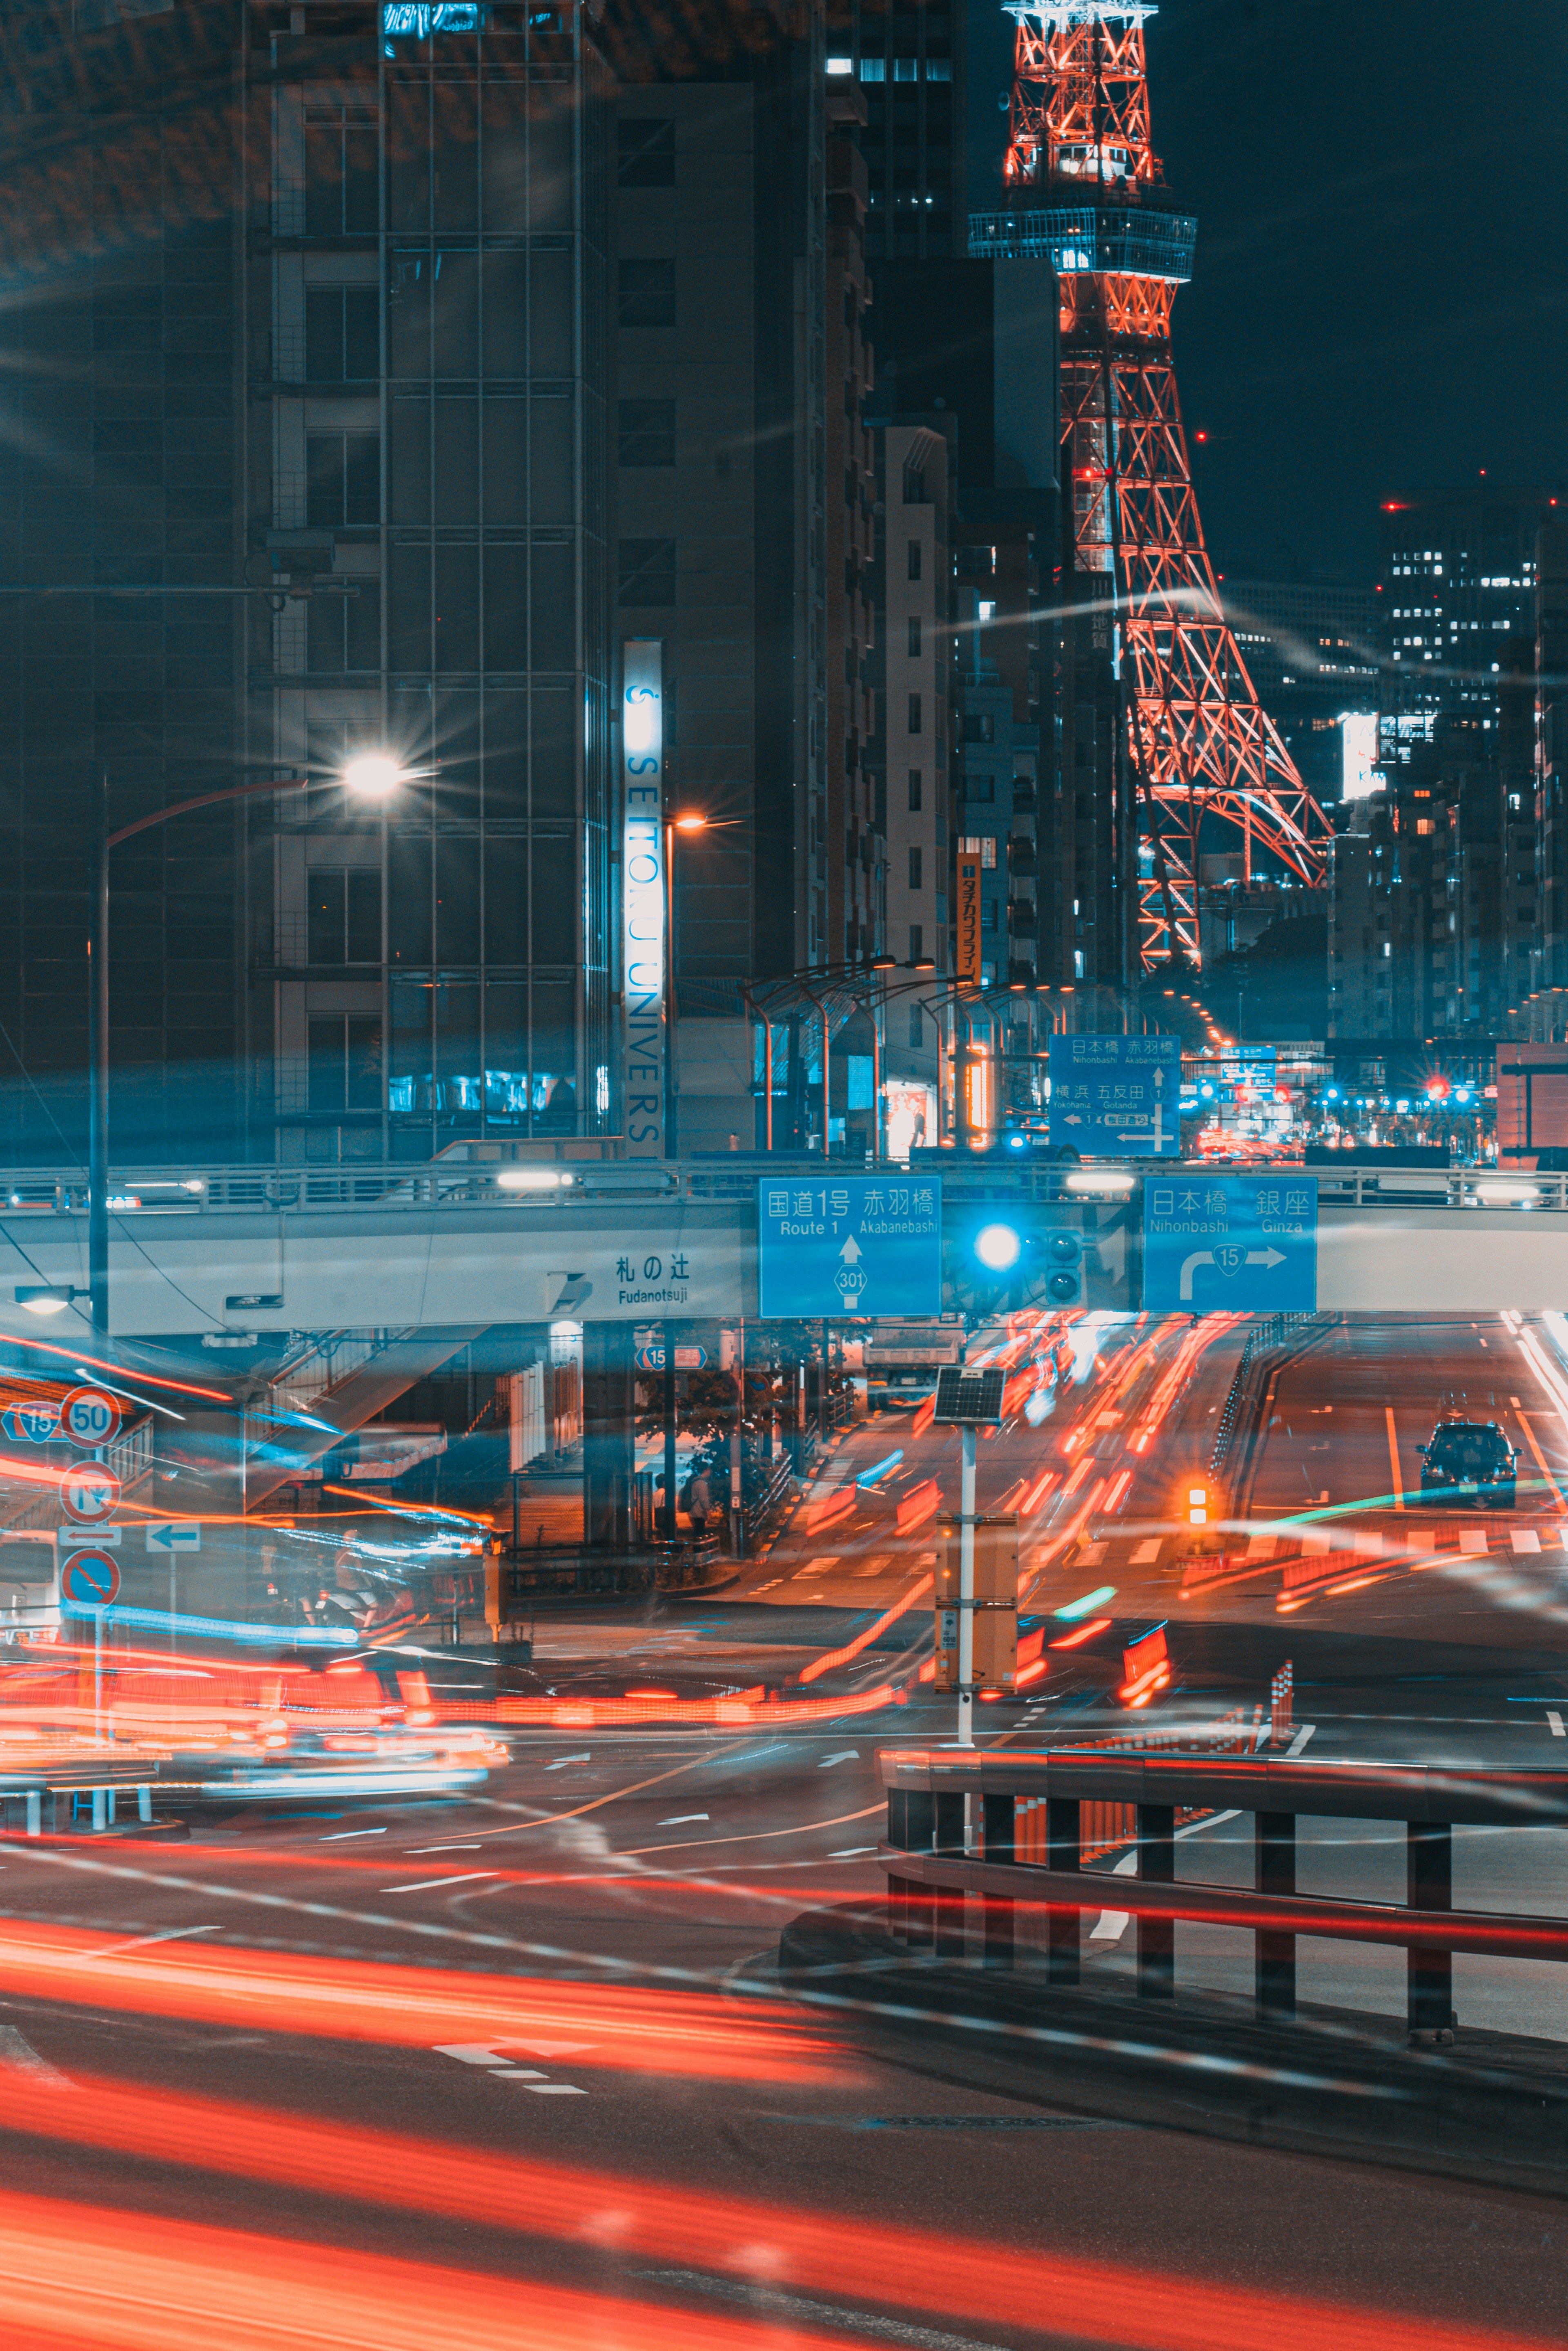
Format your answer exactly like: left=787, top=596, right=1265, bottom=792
left=1143, top=1173, right=1317, bottom=1314
left=757, top=1176, right=943, bottom=1318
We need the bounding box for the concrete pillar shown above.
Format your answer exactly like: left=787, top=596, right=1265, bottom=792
left=581, top=1323, right=635, bottom=1555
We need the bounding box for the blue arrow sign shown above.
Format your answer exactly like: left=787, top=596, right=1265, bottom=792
left=757, top=1175, right=942, bottom=1319
left=1143, top=1173, right=1317, bottom=1314
left=1048, top=1035, right=1180, bottom=1157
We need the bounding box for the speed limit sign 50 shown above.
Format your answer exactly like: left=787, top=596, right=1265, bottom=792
left=60, top=1461, right=120, bottom=1526
left=61, top=1386, right=122, bottom=1449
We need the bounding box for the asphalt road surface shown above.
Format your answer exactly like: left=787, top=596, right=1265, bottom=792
left=5, top=1308, right=1568, bottom=2346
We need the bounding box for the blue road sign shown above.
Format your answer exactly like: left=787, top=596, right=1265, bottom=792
left=1048, top=1035, right=1180, bottom=1157
left=60, top=1550, right=120, bottom=1608
left=0, top=1403, right=59, bottom=1444
left=757, top=1175, right=942, bottom=1319
left=1143, top=1173, right=1317, bottom=1314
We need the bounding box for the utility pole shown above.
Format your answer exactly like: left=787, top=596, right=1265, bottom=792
left=87, top=770, right=109, bottom=1337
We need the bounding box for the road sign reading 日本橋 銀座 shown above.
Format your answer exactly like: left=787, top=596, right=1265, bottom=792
left=1143, top=1172, right=1317, bottom=1314
left=757, top=1175, right=942, bottom=1319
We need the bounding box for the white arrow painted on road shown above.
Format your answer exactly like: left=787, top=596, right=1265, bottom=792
left=1178, top=1246, right=1287, bottom=1301
left=818, top=1750, right=860, bottom=1768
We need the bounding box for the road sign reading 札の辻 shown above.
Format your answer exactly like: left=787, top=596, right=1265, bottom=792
left=1048, top=1035, right=1180, bottom=1157
left=757, top=1176, right=942, bottom=1319
left=1143, top=1173, right=1316, bottom=1314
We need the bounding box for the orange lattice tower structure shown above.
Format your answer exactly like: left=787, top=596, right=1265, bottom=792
left=972, top=2, right=1330, bottom=966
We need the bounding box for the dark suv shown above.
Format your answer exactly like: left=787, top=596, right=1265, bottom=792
left=1417, top=1420, right=1518, bottom=1509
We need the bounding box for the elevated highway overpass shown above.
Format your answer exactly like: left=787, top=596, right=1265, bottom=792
left=0, top=1160, right=1562, bottom=1343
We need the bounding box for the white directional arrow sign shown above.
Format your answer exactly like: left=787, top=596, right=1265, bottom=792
left=1178, top=1246, right=1287, bottom=1302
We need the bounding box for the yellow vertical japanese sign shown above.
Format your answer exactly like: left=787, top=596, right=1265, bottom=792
left=956, top=845, right=982, bottom=987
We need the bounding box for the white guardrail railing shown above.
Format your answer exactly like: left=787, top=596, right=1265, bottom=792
left=0, top=1162, right=1558, bottom=1218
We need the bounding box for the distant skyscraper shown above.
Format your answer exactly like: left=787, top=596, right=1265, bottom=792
left=1377, top=483, right=1557, bottom=768
left=825, top=1, right=965, bottom=264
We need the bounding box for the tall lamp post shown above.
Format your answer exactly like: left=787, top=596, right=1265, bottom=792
left=85, top=750, right=405, bottom=1336
left=662, top=809, right=740, bottom=1161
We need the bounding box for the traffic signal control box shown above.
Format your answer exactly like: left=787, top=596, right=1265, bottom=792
left=933, top=1515, right=1019, bottom=1691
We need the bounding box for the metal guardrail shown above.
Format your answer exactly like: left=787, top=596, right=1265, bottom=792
left=1209, top=1313, right=1311, bottom=1476
left=879, top=1746, right=1568, bottom=2042
left=0, top=1158, right=1562, bottom=1220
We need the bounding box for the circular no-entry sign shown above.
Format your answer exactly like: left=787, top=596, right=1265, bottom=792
left=60, top=1461, right=121, bottom=1526
left=61, top=1387, right=122, bottom=1449
left=60, top=1550, right=120, bottom=1608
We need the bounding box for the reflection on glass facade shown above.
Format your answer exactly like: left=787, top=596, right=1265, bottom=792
left=251, top=5, right=611, bottom=1161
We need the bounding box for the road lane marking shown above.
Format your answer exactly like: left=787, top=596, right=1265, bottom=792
left=657, top=1813, right=709, bottom=1825
left=76, top=1925, right=221, bottom=1962
left=619, top=1801, right=884, bottom=1858
left=819, top=1750, right=859, bottom=1767
left=490, top=2068, right=548, bottom=2078
left=1512, top=1528, right=1542, bottom=1553
left=382, top=1872, right=500, bottom=1893
left=829, top=1845, right=879, bottom=1857
left=526, top=2083, right=588, bottom=2094
left=0, top=2027, right=73, bottom=2089
left=853, top=1555, right=893, bottom=1577
left=1458, top=1530, right=1489, bottom=1555
left=1385, top=1407, right=1404, bottom=1510
left=1089, top=1810, right=1241, bottom=1941
left=1287, top=1725, right=1316, bottom=1756
left=319, top=1828, right=387, bottom=1840
left=635, top=2267, right=1013, bottom=2351
left=1513, top=1411, right=1567, bottom=1510
left=796, top=1557, right=840, bottom=1578
left=1130, top=1539, right=1161, bottom=1565
left=1550, top=1712, right=1565, bottom=1737
left=543, top=1754, right=591, bottom=1770
left=405, top=1844, right=483, bottom=1853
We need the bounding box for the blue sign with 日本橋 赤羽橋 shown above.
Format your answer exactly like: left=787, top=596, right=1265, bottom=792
left=1047, top=1034, right=1181, bottom=1156
left=757, top=1175, right=943, bottom=1319
left=1143, top=1173, right=1317, bottom=1314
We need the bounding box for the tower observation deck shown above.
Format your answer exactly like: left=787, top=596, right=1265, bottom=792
left=972, top=0, right=1330, bottom=968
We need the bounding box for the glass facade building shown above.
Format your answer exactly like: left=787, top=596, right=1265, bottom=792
left=248, top=0, right=612, bottom=1161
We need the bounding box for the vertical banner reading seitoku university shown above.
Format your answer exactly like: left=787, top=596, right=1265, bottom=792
left=622, top=639, right=665, bottom=1157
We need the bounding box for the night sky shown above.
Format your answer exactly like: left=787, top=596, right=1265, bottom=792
left=967, top=0, right=1568, bottom=585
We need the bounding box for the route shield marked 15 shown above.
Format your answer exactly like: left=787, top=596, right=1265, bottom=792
left=0, top=1402, right=60, bottom=1444
left=757, top=1175, right=942, bottom=1319
left=1143, top=1173, right=1316, bottom=1314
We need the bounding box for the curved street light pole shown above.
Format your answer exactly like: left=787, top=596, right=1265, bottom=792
left=88, top=759, right=405, bottom=1336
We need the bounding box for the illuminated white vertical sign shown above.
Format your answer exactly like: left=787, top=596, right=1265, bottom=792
left=622, top=639, right=666, bottom=1156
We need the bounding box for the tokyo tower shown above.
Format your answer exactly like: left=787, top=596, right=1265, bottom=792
left=972, top=2, right=1331, bottom=967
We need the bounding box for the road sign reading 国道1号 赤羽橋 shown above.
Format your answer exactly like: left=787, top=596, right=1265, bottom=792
left=757, top=1176, right=943, bottom=1319
left=1143, top=1173, right=1316, bottom=1314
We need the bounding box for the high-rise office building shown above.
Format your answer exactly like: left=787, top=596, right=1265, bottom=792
left=0, top=0, right=247, bottom=1163
left=257, top=0, right=614, bottom=1164
left=0, top=0, right=620, bottom=1169
left=824, top=2, right=964, bottom=265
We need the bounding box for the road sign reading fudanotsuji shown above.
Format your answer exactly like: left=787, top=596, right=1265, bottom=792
left=1048, top=1035, right=1180, bottom=1157
left=1143, top=1173, right=1317, bottom=1314
left=757, top=1176, right=942, bottom=1319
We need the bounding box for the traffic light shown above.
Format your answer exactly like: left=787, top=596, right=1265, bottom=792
left=1040, top=1227, right=1083, bottom=1305
left=1187, top=1483, right=1209, bottom=1526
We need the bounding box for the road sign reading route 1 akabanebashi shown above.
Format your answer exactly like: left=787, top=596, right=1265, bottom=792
left=757, top=1176, right=942, bottom=1319
left=1143, top=1172, right=1316, bottom=1314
